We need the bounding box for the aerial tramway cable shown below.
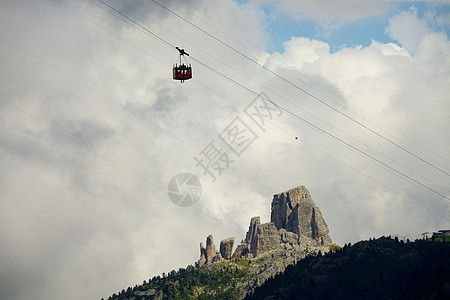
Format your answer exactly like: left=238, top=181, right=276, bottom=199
left=176, top=0, right=450, bottom=170
left=108, top=0, right=450, bottom=195
left=150, top=0, right=450, bottom=178
left=93, top=0, right=450, bottom=204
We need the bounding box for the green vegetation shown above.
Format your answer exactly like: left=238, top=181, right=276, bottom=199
left=328, top=244, right=342, bottom=252
left=233, top=258, right=251, bottom=268
left=106, top=237, right=449, bottom=300
left=247, top=237, right=450, bottom=300
left=430, top=235, right=450, bottom=242
left=253, top=255, right=270, bottom=264
left=108, top=260, right=250, bottom=300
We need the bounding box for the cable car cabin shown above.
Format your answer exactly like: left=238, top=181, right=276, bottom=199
left=173, top=64, right=192, bottom=83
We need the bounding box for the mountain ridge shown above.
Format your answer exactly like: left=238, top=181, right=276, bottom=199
left=246, top=236, right=450, bottom=300
left=197, top=185, right=334, bottom=267
left=105, top=185, right=337, bottom=299
left=104, top=186, right=449, bottom=299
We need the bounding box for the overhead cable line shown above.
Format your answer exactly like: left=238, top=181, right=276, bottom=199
left=71, top=0, right=445, bottom=225
left=110, top=0, right=449, bottom=195
left=151, top=0, right=450, bottom=177
left=91, top=0, right=450, bottom=204
left=189, top=57, right=450, bottom=203
left=194, top=78, right=449, bottom=220
left=0, top=93, right=246, bottom=236
left=182, top=67, right=449, bottom=220
left=86, top=0, right=285, bottom=197
left=1, top=1, right=444, bottom=251
left=178, top=0, right=450, bottom=170
left=179, top=0, right=266, bottom=54
left=0, top=192, right=145, bottom=280
left=0, top=31, right=249, bottom=238
left=0, top=5, right=427, bottom=283
left=0, top=94, right=248, bottom=282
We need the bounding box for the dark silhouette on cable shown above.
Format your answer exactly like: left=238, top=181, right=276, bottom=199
left=176, top=46, right=189, bottom=56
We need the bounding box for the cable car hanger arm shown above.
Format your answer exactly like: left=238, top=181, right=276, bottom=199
left=176, top=46, right=189, bottom=56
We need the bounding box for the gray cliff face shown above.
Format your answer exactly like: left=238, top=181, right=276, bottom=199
left=220, top=237, right=234, bottom=260
left=205, top=234, right=216, bottom=263
left=271, top=186, right=332, bottom=245
left=232, top=241, right=249, bottom=259
left=198, top=185, right=332, bottom=266
left=250, top=222, right=281, bottom=257
left=245, top=216, right=260, bottom=245
left=199, top=235, right=223, bottom=266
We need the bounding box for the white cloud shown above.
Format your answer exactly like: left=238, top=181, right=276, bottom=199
left=261, top=11, right=450, bottom=240
left=389, top=0, right=450, bottom=3
left=434, top=11, right=450, bottom=27
left=386, top=6, right=432, bottom=53
left=255, top=0, right=388, bottom=23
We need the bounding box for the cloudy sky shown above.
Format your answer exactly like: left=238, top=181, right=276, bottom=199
left=1, top=0, right=449, bottom=299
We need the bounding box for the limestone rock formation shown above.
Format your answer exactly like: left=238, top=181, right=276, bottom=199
left=271, top=186, right=332, bottom=245
left=220, top=237, right=235, bottom=260
left=245, top=216, right=260, bottom=245
left=278, top=229, right=298, bottom=245
left=199, top=242, right=206, bottom=266
left=232, top=241, right=249, bottom=259
left=199, top=234, right=222, bottom=266
left=205, top=234, right=216, bottom=263
left=198, top=185, right=332, bottom=264
left=212, top=250, right=223, bottom=263
left=250, top=222, right=281, bottom=257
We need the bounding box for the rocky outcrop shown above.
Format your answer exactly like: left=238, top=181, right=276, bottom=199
left=271, top=186, right=332, bottom=245
left=245, top=216, right=260, bottom=245
left=198, top=185, right=333, bottom=265
left=278, top=229, right=299, bottom=245
left=220, top=237, right=234, bottom=260
left=250, top=222, right=281, bottom=257
left=198, top=243, right=206, bottom=266
left=199, top=234, right=222, bottom=266
left=205, top=235, right=216, bottom=263
left=232, top=241, right=249, bottom=259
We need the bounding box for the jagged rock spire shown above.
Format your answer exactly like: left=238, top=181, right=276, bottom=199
left=199, top=185, right=333, bottom=264
left=271, top=186, right=332, bottom=245
left=220, top=237, right=234, bottom=260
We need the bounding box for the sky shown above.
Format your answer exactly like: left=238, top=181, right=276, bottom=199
left=1, top=0, right=449, bottom=299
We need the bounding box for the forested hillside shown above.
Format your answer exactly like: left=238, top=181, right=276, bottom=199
left=246, top=237, right=450, bottom=300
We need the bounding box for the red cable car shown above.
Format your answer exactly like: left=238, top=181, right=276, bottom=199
left=173, top=47, right=192, bottom=83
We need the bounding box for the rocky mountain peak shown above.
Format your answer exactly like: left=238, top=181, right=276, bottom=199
left=198, top=185, right=332, bottom=266
left=271, top=186, right=332, bottom=245
left=244, top=216, right=260, bottom=245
